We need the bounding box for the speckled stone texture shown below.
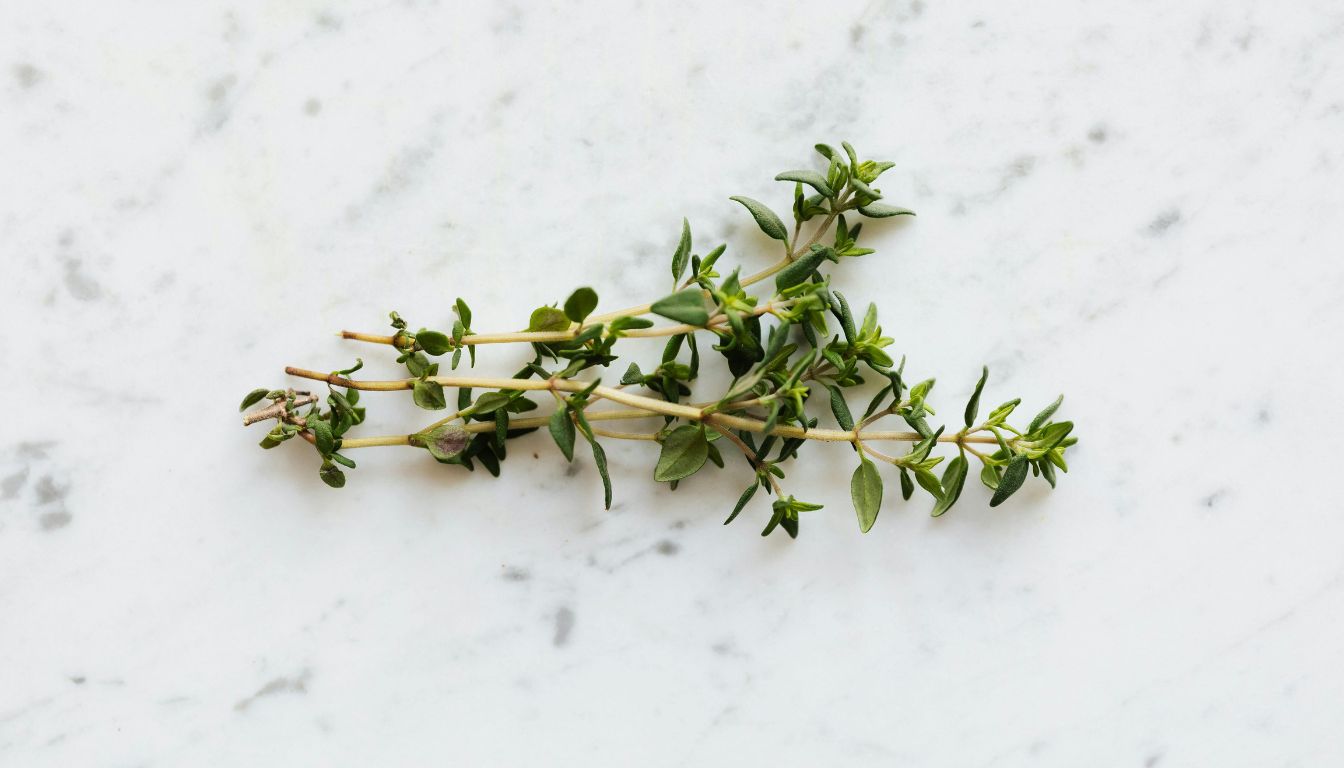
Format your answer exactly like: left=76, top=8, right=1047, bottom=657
left=2, top=2, right=1342, bottom=765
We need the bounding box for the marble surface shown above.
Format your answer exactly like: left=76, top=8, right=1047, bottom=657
left=3, top=1, right=1343, bottom=765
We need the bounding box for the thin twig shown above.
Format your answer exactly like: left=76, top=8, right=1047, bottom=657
left=242, top=393, right=319, bottom=426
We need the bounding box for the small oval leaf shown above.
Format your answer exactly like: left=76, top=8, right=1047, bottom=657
left=416, top=330, right=452, bottom=356
left=654, top=425, right=709, bottom=482
left=729, top=195, right=788, bottom=241
left=851, top=457, right=883, bottom=533
left=563, top=287, right=599, bottom=324
left=412, top=379, right=447, bottom=410
left=425, top=424, right=469, bottom=462
left=650, top=289, right=709, bottom=326
left=527, top=306, right=570, bottom=332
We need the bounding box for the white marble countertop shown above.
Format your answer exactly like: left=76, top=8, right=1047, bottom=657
left=3, top=1, right=1343, bottom=765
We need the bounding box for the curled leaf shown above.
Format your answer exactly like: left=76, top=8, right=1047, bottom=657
left=775, top=170, right=834, bottom=198
left=239, top=388, right=269, bottom=412
left=857, top=202, right=915, bottom=218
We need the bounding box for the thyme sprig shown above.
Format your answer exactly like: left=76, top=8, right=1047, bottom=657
left=240, top=141, right=1077, bottom=537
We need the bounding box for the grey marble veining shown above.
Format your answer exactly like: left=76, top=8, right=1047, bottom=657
left=2, top=1, right=1343, bottom=765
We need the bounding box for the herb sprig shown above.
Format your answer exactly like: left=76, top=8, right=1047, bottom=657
left=241, top=142, right=1077, bottom=537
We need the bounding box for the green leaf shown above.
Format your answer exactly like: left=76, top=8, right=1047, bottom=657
left=931, top=455, right=967, bottom=517
left=909, top=378, right=936, bottom=408
left=761, top=504, right=785, bottom=537
left=654, top=425, right=709, bottom=482
left=588, top=437, right=612, bottom=509
left=815, top=143, right=838, bottom=161
left=650, top=289, right=709, bottom=326
left=548, top=408, right=575, bottom=461
left=729, top=195, right=788, bottom=242
left=1039, top=459, right=1057, bottom=488
left=842, top=141, right=859, bottom=169
left=563, top=287, right=599, bottom=323
left=454, top=297, right=472, bottom=328
left=832, top=290, right=857, bottom=343
left=621, top=362, right=644, bottom=385
left=827, top=385, right=854, bottom=431
left=775, top=170, right=834, bottom=198
left=900, top=467, right=914, bottom=500
left=990, top=457, right=1029, bottom=507
left=528, top=306, right=570, bottom=332
left=412, top=380, right=446, bottom=410
left=857, top=202, right=915, bottom=218
left=914, top=467, right=942, bottom=499
left=859, top=302, right=878, bottom=338
left=473, top=391, right=511, bottom=415
left=417, top=330, right=452, bottom=356
left=849, top=177, right=880, bottom=201
left=1029, top=395, right=1064, bottom=433
left=473, top=439, right=499, bottom=476
left=775, top=244, right=832, bottom=291
left=309, top=418, right=335, bottom=455
left=850, top=457, right=883, bottom=533
left=318, top=462, right=346, bottom=488
left=725, top=481, right=758, bottom=525
left=1027, top=421, right=1074, bottom=457
left=239, top=388, right=269, bottom=412
left=670, top=217, right=692, bottom=284
left=1045, top=447, right=1069, bottom=472
left=609, top=316, right=654, bottom=335
left=986, top=398, right=1021, bottom=426
left=965, top=366, right=988, bottom=428
left=980, top=462, right=1001, bottom=490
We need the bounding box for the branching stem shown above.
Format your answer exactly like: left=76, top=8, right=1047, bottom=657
left=289, top=367, right=1003, bottom=451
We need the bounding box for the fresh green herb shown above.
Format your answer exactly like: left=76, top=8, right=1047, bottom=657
left=241, top=142, right=1077, bottom=537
